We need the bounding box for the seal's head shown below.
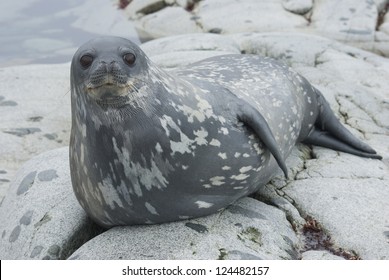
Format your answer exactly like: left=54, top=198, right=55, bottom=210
left=71, top=36, right=148, bottom=108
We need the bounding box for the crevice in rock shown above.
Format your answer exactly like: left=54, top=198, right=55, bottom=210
left=28, top=198, right=106, bottom=259
left=343, top=94, right=387, bottom=130
left=313, top=50, right=327, bottom=67
left=118, top=0, right=131, bottom=9
left=276, top=187, right=363, bottom=260
left=300, top=216, right=361, bottom=260
left=376, top=2, right=389, bottom=31
left=185, top=0, right=202, bottom=12
left=218, top=248, right=228, bottom=260
left=293, top=146, right=315, bottom=181
left=334, top=95, right=350, bottom=125
left=334, top=94, right=386, bottom=138
left=304, top=9, right=313, bottom=26
left=60, top=219, right=106, bottom=260
left=191, top=14, right=205, bottom=32
left=335, top=95, right=373, bottom=139
left=255, top=144, right=365, bottom=260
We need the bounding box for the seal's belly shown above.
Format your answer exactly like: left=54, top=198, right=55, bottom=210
left=72, top=114, right=281, bottom=227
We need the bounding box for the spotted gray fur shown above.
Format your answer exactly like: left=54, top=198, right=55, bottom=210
left=69, top=36, right=381, bottom=228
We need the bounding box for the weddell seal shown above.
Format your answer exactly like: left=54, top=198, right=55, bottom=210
left=69, top=36, right=381, bottom=228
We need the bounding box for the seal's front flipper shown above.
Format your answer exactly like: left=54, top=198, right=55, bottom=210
left=237, top=105, right=288, bottom=178
left=303, top=130, right=382, bottom=159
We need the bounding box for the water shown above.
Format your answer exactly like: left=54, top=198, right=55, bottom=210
left=0, top=0, right=140, bottom=67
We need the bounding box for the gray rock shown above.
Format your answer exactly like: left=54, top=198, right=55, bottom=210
left=143, top=50, right=237, bottom=69
left=135, top=6, right=202, bottom=39
left=0, top=63, right=71, bottom=201
left=125, top=0, right=166, bottom=19
left=310, top=0, right=377, bottom=42
left=301, top=250, right=345, bottom=260
left=0, top=147, right=102, bottom=259
left=141, top=33, right=240, bottom=55
left=119, top=0, right=389, bottom=56
left=282, top=0, right=313, bottom=15
left=69, top=197, right=299, bottom=260
left=141, top=33, right=240, bottom=67
left=195, top=0, right=308, bottom=34
left=285, top=177, right=389, bottom=259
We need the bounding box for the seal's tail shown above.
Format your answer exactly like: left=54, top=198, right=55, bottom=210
left=302, top=90, right=382, bottom=160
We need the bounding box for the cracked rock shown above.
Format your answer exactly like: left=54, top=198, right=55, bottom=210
left=285, top=177, right=389, bottom=259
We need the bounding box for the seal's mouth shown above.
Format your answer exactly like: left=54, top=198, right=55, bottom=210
left=83, top=83, right=131, bottom=107
left=84, top=78, right=145, bottom=109
left=86, top=82, right=129, bottom=90
left=95, top=95, right=129, bottom=107
left=86, top=82, right=132, bottom=107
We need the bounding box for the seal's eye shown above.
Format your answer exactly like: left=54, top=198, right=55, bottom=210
left=80, top=55, right=93, bottom=68
left=123, top=53, right=136, bottom=66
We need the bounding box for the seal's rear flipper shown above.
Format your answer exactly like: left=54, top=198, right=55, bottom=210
left=305, top=90, right=382, bottom=159
left=302, top=130, right=382, bottom=159
left=238, top=105, right=289, bottom=178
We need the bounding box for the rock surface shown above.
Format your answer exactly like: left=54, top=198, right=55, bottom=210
left=282, top=0, right=313, bottom=15
left=122, top=0, right=389, bottom=57
left=301, top=250, right=345, bottom=260
left=0, top=63, right=71, bottom=199
left=0, top=148, right=102, bottom=260
left=69, top=197, right=299, bottom=260
left=1, top=32, right=388, bottom=259
left=309, top=0, right=377, bottom=42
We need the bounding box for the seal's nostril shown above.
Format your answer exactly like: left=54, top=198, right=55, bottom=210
left=108, top=61, right=115, bottom=72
